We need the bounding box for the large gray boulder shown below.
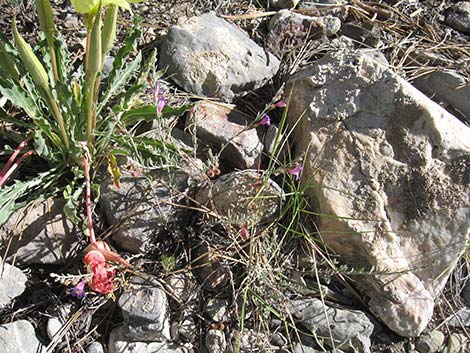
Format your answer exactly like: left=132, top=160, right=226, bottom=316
left=160, top=12, right=280, bottom=102
left=285, top=50, right=470, bottom=337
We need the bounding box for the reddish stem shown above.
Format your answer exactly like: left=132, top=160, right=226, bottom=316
left=83, top=154, right=96, bottom=243
left=0, top=138, right=30, bottom=181
left=0, top=150, right=34, bottom=188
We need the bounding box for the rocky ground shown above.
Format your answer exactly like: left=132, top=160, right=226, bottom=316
left=0, top=1, right=469, bottom=353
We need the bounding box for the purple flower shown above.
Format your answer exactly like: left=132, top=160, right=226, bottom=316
left=70, top=281, right=86, bottom=299
left=286, top=163, right=303, bottom=181
left=272, top=100, right=287, bottom=108
left=155, top=82, right=166, bottom=114
left=254, top=114, right=271, bottom=127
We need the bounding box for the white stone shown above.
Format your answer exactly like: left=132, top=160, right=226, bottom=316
left=285, top=50, right=470, bottom=337
left=0, top=320, right=45, bottom=353
left=0, top=257, right=27, bottom=311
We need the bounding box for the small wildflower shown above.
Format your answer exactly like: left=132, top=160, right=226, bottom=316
left=272, top=100, right=287, bottom=108
left=83, top=241, right=131, bottom=295
left=254, top=114, right=271, bottom=128
left=240, top=226, right=250, bottom=240
left=155, top=81, right=166, bottom=114
left=70, top=280, right=86, bottom=299
left=286, top=163, right=303, bottom=181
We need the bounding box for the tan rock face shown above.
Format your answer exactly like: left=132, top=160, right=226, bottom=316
left=285, top=51, right=470, bottom=337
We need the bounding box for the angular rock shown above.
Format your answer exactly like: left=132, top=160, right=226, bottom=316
left=298, top=0, right=348, bottom=18
left=268, top=10, right=341, bottom=55
left=195, top=169, right=283, bottom=227
left=412, top=70, right=470, bottom=125
left=0, top=198, right=79, bottom=264
left=462, top=281, right=470, bottom=307
left=165, top=272, right=200, bottom=305
left=160, top=12, right=280, bottom=102
left=445, top=2, right=470, bottom=34
left=192, top=243, right=231, bottom=291
left=0, top=320, right=45, bottom=353
left=206, top=329, right=227, bottom=353
left=100, top=168, right=195, bottom=253
left=108, top=327, right=186, bottom=353
left=0, top=257, right=27, bottom=311
left=266, top=0, right=300, bottom=9
left=447, top=333, right=469, bottom=353
left=415, top=331, right=445, bottom=353
left=285, top=50, right=470, bottom=337
left=86, top=342, right=105, bottom=353
left=187, top=101, right=263, bottom=170
left=340, top=22, right=382, bottom=48
left=446, top=307, right=470, bottom=327
left=290, top=298, right=374, bottom=353
left=205, top=298, right=230, bottom=322
left=117, top=276, right=171, bottom=341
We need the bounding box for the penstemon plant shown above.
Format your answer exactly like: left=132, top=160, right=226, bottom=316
left=0, top=0, right=189, bottom=226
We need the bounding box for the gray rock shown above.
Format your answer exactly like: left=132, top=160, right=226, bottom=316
left=285, top=50, right=470, bottom=337
left=415, top=331, right=445, bottom=353
left=160, top=12, right=280, bottom=102
left=298, top=0, right=348, bottom=18
left=87, top=342, right=105, bottom=353
left=174, top=314, right=197, bottom=341
left=413, top=70, right=470, bottom=125
left=196, top=169, right=283, bottom=227
left=1, top=198, right=79, bottom=264
left=46, top=317, right=62, bottom=340
left=445, top=2, right=470, bottom=34
left=186, top=101, right=263, bottom=170
left=108, top=327, right=186, bottom=353
left=462, top=281, right=470, bottom=306
left=100, top=168, right=195, bottom=253
left=266, top=0, right=300, bottom=9
left=117, top=276, right=171, bottom=341
left=0, top=257, right=27, bottom=311
left=268, top=10, right=340, bottom=55
left=340, top=22, right=382, bottom=47
left=192, top=244, right=231, bottom=291
left=205, top=329, right=227, bottom=353
left=232, top=329, right=274, bottom=352
left=0, top=320, right=45, bottom=353
left=165, top=272, right=200, bottom=305
left=294, top=343, right=321, bottom=353
left=101, top=55, right=114, bottom=79
left=205, top=298, right=230, bottom=322
left=447, top=333, right=469, bottom=353
left=290, top=298, right=374, bottom=353
left=446, top=307, right=470, bottom=327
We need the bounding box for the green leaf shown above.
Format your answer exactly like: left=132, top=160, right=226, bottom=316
left=0, top=79, right=41, bottom=119
left=121, top=105, right=156, bottom=125
left=98, top=51, right=142, bottom=115
left=97, top=28, right=141, bottom=115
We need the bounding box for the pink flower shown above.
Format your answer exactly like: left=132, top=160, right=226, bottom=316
left=254, top=114, right=271, bottom=127
left=82, top=241, right=131, bottom=295
left=70, top=280, right=86, bottom=299
left=272, top=100, right=287, bottom=108
left=240, top=226, right=250, bottom=240
left=286, top=163, right=303, bottom=181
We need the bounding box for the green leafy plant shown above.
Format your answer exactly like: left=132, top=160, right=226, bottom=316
left=0, top=0, right=189, bottom=225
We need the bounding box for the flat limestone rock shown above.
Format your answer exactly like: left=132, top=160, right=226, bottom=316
left=160, top=12, right=280, bottom=102
left=285, top=50, right=470, bottom=337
